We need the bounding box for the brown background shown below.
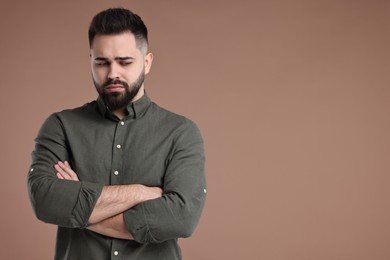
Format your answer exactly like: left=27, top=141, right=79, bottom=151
left=1, top=0, right=389, bottom=259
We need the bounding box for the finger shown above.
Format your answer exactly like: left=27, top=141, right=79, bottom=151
left=58, top=161, right=79, bottom=181
left=56, top=172, right=64, bottom=179
left=55, top=164, right=72, bottom=180
left=55, top=163, right=79, bottom=181
left=58, top=161, right=76, bottom=177
left=58, top=161, right=70, bottom=170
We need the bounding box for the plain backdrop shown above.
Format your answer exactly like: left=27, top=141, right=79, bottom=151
left=1, top=0, right=389, bottom=259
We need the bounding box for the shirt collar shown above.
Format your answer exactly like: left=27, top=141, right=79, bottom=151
left=97, top=92, right=151, bottom=120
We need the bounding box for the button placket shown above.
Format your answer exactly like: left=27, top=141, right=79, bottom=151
left=111, top=239, right=124, bottom=259
left=111, top=120, right=126, bottom=185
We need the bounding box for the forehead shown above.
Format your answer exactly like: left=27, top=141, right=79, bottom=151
left=91, top=32, right=140, bottom=57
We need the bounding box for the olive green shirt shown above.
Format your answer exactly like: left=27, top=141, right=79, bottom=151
left=27, top=93, right=206, bottom=260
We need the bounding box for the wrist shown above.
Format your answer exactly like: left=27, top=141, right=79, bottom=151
left=130, top=184, right=145, bottom=205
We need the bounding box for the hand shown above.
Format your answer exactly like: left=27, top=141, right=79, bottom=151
left=87, top=213, right=134, bottom=240
left=54, top=161, right=79, bottom=181
left=137, top=185, right=163, bottom=203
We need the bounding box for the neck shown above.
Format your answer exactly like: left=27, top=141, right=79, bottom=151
left=132, top=86, right=145, bottom=102
left=112, top=108, right=127, bottom=120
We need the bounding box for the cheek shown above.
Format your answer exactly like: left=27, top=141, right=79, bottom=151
left=126, top=66, right=144, bottom=81
left=92, top=68, right=105, bottom=82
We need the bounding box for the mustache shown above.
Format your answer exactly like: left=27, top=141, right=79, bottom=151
left=102, top=79, right=129, bottom=88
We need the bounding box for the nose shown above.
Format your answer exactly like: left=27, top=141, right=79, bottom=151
left=107, top=64, right=120, bottom=80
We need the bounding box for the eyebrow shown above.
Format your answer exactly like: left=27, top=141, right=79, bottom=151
left=94, top=56, right=134, bottom=61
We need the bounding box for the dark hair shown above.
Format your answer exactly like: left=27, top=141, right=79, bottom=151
left=88, top=8, right=148, bottom=52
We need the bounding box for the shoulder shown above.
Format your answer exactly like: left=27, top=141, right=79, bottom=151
left=48, top=100, right=100, bottom=122
left=40, top=101, right=99, bottom=129
left=150, top=102, right=199, bottom=128
left=57, top=100, right=98, bottom=117
left=149, top=102, right=203, bottom=142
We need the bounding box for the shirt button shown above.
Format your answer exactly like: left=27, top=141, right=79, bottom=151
left=114, top=171, right=119, bottom=175
left=114, top=251, right=119, bottom=256
left=30, top=168, right=34, bottom=172
left=120, top=121, right=124, bottom=126
left=116, top=144, right=121, bottom=149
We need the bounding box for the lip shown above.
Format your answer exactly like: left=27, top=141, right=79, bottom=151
left=105, top=84, right=125, bottom=92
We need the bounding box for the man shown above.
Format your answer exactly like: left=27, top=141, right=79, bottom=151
left=27, top=8, right=206, bottom=260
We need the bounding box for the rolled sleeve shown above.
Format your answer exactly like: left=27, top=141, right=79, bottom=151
left=124, top=120, right=207, bottom=243
left=27, top=113, right=103, bottom=228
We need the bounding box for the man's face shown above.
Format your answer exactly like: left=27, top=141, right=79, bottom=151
left=90, top=32, right=153, bottom=111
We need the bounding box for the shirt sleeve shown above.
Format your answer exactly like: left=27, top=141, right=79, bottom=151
left=27, top=113, right=103, bottom=228
left=123, top=120, right=207, bottom=244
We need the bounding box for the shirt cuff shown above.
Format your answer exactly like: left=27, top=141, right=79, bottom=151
left=74, top=181, right=104, bottom=228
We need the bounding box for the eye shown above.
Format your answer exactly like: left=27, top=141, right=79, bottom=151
left=120, top=62, right=132, bottom=66
left=95, top=62, right=109, bottom=66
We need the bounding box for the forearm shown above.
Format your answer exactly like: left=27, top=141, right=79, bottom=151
left=88, top=185, right=141, bottom=224
left=89, top=184, right=162, bottom=224
left=87, top=213, right=133, bottom=240
left=54, top=161, right=163, bottom=225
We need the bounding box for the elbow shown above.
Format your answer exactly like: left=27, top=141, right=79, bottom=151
left=176, top=194, right=206, bottom=239
left=30, top=199, right=44, bottom=222
left=174, top=214, right=199, bottom=239
left=27, top=178, right=85, bottom=228
left=182, top=215, right=203, bottom=239
left=29, top=197, right=83, bottom=228
left=174, top=227, right=194, bottom=239
left=29, top=198, right=57, bottom=225
left=33, top=207, right=54, bottom=225
left=28, top=181, right=56, bottom=225
left=129, top=211, right=200, bottom=244
left=155, top=208, right=203, bottom=243
left=163, top=195, right=205, bottom=240
left=126, top=193, right=206, bottom=244
left=28, top=173, right=53, bottom=223
left=28, top=182, right=50, bottom=223
left=28, top=193, right=58, bottom=225
left=29, top=198, right=42, bottom=221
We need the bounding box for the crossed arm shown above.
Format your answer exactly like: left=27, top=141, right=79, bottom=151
left=55, top=161, right=162, bottom=240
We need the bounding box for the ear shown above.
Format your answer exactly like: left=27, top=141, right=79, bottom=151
left=144, top=52, right=154, bottom=75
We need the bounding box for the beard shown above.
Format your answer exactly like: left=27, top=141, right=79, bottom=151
left=94, top=71, right=145, bottom=111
